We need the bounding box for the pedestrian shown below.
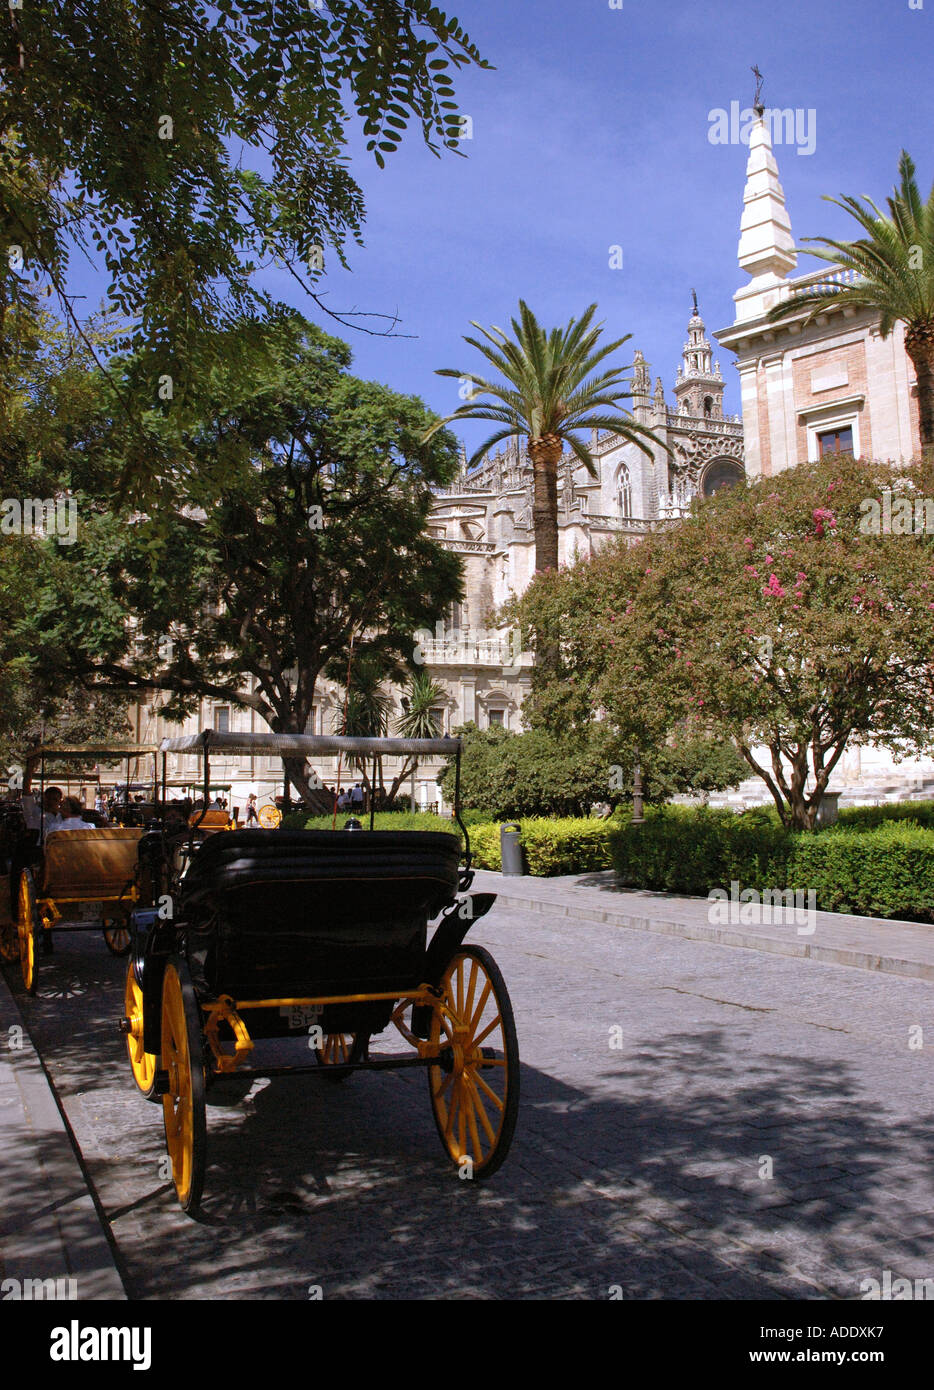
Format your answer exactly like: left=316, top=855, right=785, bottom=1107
left=350, top=782, right=365, bottom=811
left=337, top=788, right=351, bottom=812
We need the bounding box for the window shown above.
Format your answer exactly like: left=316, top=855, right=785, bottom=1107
left=817, top=426, right=854, bottom=457
left=488, top=709, right=505, bottom=728
left=429, top=707, right=445, bottom=734
left=213, top=706, right=230, bottom=734
left=615, top=465, right=632, bottom=520
left=702, top=460, right=744, bottom=497
left=703, top=396, right=713, bottom=418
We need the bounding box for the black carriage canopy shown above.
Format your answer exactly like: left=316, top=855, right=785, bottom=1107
left=159, top=730, right=469, bottom=856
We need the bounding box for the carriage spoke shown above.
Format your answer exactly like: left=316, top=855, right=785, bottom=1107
left=464, top=1084, right=484, bottom=1161
left=465, top=1074, right=497, bottom=1145
left=464, top=959, right=478, bottom=1028
left=473, top=1070, right=505, bottom=1111
left=473, top=1014, right=501, bottom=1047
left=469, top=981, right=492, bottom=1033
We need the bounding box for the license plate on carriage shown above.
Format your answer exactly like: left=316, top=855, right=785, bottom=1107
left=280, top=1005, right=322, bottom=1029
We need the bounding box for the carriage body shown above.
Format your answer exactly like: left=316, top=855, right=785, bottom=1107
left=121, top=731, right=519, bottom=1212
left=6, top=744, right=160, bottom=992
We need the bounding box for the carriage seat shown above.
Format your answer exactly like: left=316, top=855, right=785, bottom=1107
left=40, top=827, right=144, bottom=900
left=189, top=809, right=232, bottom=830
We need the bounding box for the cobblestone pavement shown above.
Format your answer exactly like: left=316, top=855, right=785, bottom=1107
left=6, top=906, right=934, bottom=1300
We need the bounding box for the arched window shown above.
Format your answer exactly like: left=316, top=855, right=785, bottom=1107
left=702, top=459, right=744, bottom=497
left=615, top=465, right=632, bottom=520
left=703, top=396, right=713, bottom=418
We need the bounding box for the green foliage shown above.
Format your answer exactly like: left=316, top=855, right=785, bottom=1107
left=1, top=314, right=463, bottom=796
left=519, top=452, right=934, bottom=830
left=767, top=151, right=934, bottom=343
left=0, top=1, right=490, bottom=463
left=611, top=806, right=794, bottom=896
left=466, top=817, right=618, bottom=876
left=286, top=810, right=462, bottom=840
left=610, top=805, right=934, bottom=922
left=837, top=800, right=934, bottom=831
left=439, top=722, right=745, bottom=819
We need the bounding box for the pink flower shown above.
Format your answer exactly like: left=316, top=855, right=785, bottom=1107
left=743, top=537, right=754, bottom=549
left=765, top=554, right=774, bottom=565
left=763, top=573, right=787, bottom=598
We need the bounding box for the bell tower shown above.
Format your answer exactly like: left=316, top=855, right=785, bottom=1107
left=673, top=290, right=725, bottom=420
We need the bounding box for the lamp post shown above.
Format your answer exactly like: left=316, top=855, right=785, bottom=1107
left=632, top=756, right=644, bottom=825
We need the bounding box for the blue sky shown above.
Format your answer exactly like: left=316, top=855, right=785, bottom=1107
left=75, top=0, right=934, bottom=458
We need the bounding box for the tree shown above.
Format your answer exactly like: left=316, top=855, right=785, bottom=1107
left=519, top=452, right=934, bottom=829
left=768, top=151, right=934, bottom=450
left=437, top=723, right=745, bottom=820
left=424, top=300, right=664, bottom=573
left=329, top=662, right=444, bottom=808
left=0, top=3, right=489, bottom=352
left=5, top=314, right=464, bottom=800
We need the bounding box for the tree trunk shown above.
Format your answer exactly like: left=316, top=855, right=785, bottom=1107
left=904, top=321, right=934, bottom=451
left=528, top=433, right=563, bottom=573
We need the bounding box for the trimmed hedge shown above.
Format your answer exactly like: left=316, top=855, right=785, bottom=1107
left=469, top=817, right=618, bottom=876
left=610, top=805, right=934, bottom=923
left=286, top=810, right=461, bottom=839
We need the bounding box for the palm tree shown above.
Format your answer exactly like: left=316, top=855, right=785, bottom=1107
left=424, top=300, right=665, bottom=573
left=767, top=151, right=934, bottom=450
left=396, top=669, right=445, bottom=812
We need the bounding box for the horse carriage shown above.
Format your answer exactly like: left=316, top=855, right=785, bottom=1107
left=6, top=743, right=159, bottom=994
left=121, top=730, right=519, bottom=1212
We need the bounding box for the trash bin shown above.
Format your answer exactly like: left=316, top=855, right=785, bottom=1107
left=500, top=822, right=525, bottom=877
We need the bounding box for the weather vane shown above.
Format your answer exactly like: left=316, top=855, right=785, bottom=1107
left=752, top=64, right=764, bottom=112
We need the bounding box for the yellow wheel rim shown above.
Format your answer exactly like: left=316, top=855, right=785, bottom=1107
left=17, top=874, right=36, bottom=993
left=125, top=963, right=156, bottom=1094
left=161, top=964, right=197, bottom=1206
left=428, top=952, right=513, bottom=1174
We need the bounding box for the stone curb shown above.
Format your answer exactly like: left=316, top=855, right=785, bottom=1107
left=473, top=872, right=934, bottom=982
left=0, top=969, right=127, bottom=1300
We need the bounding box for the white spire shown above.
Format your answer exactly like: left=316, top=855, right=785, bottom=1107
left=734, top=109, right=797, bottom=323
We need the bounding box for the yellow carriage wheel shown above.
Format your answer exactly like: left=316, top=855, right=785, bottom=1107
left=103, top=920, right=132, bottom=956
left=160, top=958, right=206, bottom=1213
left=124, top=959, right=157, bottom=1099
left=428, top=945, right=519, bottom=1180
left=17, top=871, right=39, bottom=997
left=315, top=1032, right=361, bottom=1082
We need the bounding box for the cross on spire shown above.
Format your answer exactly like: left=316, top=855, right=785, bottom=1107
left=751, top=64, right=764, bottom=113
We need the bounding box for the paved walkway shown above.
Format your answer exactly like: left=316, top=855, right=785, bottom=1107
left=473, top=870, right=934, bottom=981
left=0, top=970, right=126, bottom=1300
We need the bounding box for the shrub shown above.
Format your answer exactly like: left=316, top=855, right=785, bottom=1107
left=609, top=804, right=934, bottom=921
left=290, top=810, right=462, bottom=839
left=837, top=800, right=934, bottom=832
